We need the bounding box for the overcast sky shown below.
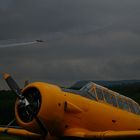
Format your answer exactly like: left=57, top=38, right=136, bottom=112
left=0, top=0, right=140, bottom=88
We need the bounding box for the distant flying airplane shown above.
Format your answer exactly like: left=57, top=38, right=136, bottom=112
left=36, top=39, right=44, bottom=42
left=0, top=73, right=140, bottom=140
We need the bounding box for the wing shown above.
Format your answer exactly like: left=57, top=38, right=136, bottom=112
left=0, top=126, right=42, bottom=139
left=64, top=128, right=140, bottom=139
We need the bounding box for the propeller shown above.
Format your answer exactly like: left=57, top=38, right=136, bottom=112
left=3, top=73, right=48, bottom=136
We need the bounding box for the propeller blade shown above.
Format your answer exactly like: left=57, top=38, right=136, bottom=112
left=6, top=118, right=16, bottom=128
left=3, top=73, right=24, bottom=99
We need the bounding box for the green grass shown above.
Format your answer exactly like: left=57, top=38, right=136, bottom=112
left=0, top=135, right=20, bottom=140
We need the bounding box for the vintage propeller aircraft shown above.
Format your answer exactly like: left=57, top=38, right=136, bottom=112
left=0, top=73, right=140, bottom=140
left=36, top=40, right=44, bottom=43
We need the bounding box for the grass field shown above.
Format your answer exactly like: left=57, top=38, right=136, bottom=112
left=0, top=135, right=21, bottom=140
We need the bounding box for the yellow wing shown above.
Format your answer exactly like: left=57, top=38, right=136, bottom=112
left=64, top=128, right=140, bottom=139
left=0, top=126, right=42, bottom=139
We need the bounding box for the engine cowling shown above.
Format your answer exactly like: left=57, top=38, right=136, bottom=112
left=15, top=82, right=65, bottom=136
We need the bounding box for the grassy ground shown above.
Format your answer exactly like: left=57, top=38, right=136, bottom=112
left=0, top=135, right=21, bottom=140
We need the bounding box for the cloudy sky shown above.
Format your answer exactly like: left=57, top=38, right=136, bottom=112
left=0, top=0, right=140, bottom=88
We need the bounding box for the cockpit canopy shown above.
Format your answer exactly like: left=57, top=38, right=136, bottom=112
left=80, top=82, right=140, bottom=115
left=64, top=82, right=140, bottom=115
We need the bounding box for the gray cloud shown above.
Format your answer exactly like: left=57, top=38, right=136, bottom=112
left=0, top=0, right=140, bottom=89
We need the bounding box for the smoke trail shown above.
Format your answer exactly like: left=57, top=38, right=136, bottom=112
left=0, top=41, right=36, bottom=48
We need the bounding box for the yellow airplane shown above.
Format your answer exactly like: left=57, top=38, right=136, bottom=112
left=0, top=73, right=140, bottom=140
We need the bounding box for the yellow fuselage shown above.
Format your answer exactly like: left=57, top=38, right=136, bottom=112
left=15, top=82, right=140, bottom=138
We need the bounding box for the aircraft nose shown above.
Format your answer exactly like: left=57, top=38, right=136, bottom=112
left=16, top=87, right=48, bottom=135
left=17, top=88, right=41, bottom=123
